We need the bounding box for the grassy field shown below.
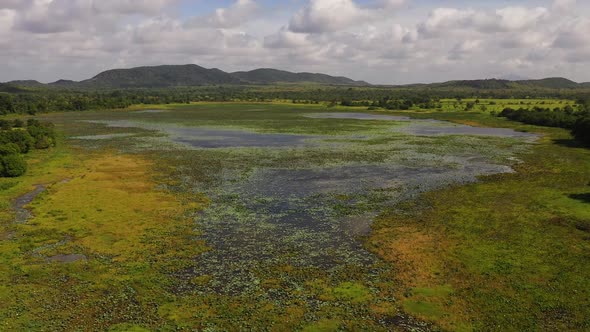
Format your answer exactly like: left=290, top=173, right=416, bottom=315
left=369, top=111, right=590, bottom=331
left=0, top=102, right=588, bottom=331
left=0, top=139, right=209, bottom=330
left=436, top=98, right=575, bottom=113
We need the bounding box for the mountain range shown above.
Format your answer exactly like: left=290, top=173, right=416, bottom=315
left=2, top=64, right=589, bottom=90
left=4, top=64, right=368, bottom=89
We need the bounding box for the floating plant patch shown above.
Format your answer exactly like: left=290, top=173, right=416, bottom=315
left=71, top=133, right=136, bottom=140
left=172, top=127, right=316, bottom=148
left=133, top=109, right=169, bottom=114
left=402, top=122, right=538, bottom=138
left=304, top=112, right=411, bottom=121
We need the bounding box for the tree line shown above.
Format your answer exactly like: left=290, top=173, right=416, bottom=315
left=499, top=105, right=590, bottom=146
left=2, top=86, right=590, bottom=115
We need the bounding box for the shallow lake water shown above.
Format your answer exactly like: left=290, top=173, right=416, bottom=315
left=404, top=123, right=537, bottom=137
left=80, top=120, right=316, bottom=148
left=305, top=112, right=537, bottom=138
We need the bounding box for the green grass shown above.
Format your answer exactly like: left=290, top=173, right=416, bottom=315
left=437, top=98, right=575, bottom=113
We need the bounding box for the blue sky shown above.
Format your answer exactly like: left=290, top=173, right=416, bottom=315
left=0, top=0, right=588, bottom=84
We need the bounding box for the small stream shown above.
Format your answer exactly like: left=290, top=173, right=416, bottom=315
left=14, top=184, right=46, bottom=223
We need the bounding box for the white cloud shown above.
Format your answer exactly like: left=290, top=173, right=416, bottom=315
left=418, top=6, right=550, bottom=37
left=552, top=0, right=576, bottom=13
left=1, top=0, right=590, bottom=84
left=288, top=0, right=405, bottom=33
left=552, top=18, right=590, bottom=49
left=448, top=40, right=482, bottom=60
left=264, top=28, right=309, bottom=49
left=0, top=0, right=31, bottom=10
left=187, top=0, right=259, bottom=29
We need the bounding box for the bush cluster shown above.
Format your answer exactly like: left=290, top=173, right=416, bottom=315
left=499, top=106, right=590, bottom=146
left=0, top=118, right=56, bottom=177
left=572, top=117, right=590, bottom=146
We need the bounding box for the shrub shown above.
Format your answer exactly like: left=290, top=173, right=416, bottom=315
left=0, top=130, right=35, bottom=153
left=26, top=121, right=56, bottom=149
left=0, top=143, right=21, bottom=156
left=13, top=119, right=24, bottom=128
left=572, top=117, right=590, bottom=146
left=1, top=154, right=27, bottom=177
left=34, top=136, right=51, bottom=149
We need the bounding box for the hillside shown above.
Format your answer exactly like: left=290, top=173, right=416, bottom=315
left=6, top=80, right=44, bottom=88
left=79, top=64, right=242, bottom=88
left=0, top=83, right=28, bottom=93
left=2, top=65, right=588, bottom=90
left=429, top=79, right=512, bottom=89
left=232, top=68, right=369, bottom=85
left=515, top=77, right=580, bottom=89
left=413, top=77, right=586, bottom=90
left=49, top=79, right=79, bottom=88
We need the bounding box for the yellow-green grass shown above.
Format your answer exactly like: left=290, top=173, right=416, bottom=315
left=437, top=98, right=575, bottom=113
left=0, top=137, right=209, bottom=330
left=369, top=111, right=590, bottom=331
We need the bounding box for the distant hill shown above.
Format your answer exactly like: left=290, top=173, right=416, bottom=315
left=2, top=65, right=588, bottom=90
left=515, top=77, right=580, bottom=89
left=49, top=79, right=78, bottom=87
left=6, top=80, right=44, bottom=88
left=2, top=64, right=370, bottom=89
left=231, top=68, right=369, bottom=85
left=429, top=79, right=512, bottom=89
left=0, top=83, right=28, bottom=93
left=78, top=64, right=242, bottom=88
left=417, top=77, right=586, bottom=90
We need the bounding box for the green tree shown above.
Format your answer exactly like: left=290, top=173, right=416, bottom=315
left=1, top=154, right=27, bottom=177
left=0, top=143, right=21, bottom=156
left=572, top=117, right=590, bottom=146
left=0, top=130, right=35, bottom=153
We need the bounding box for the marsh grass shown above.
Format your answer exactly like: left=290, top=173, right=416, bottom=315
left=370, top=111, right=590, bottom=331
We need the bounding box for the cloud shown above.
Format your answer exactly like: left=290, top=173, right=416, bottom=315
left=418, top=6, right=550, bottom=37
left=552, top=0, right=576, bottom=13
left=1, top=0, right=590, bottom=84
left=264, top=28, right=309, bottom=49
left=0, top=0, right=32, bottom=10
left=187, top=0, right=259, bottom=29
left=288, top=0, right=405, bottom=33
left=92, top=0, right=179, bottom=15
left=552, top=18, right=590, bottom=49
left=12, top=0, right=177, bottom=34
left=448, top=40, right=482, bottom=60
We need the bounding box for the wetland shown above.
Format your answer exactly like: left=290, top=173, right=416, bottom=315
left=1, top=103, right=588, bottom=331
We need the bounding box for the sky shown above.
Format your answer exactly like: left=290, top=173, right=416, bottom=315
left=0, top=0, right=589, bottom=84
